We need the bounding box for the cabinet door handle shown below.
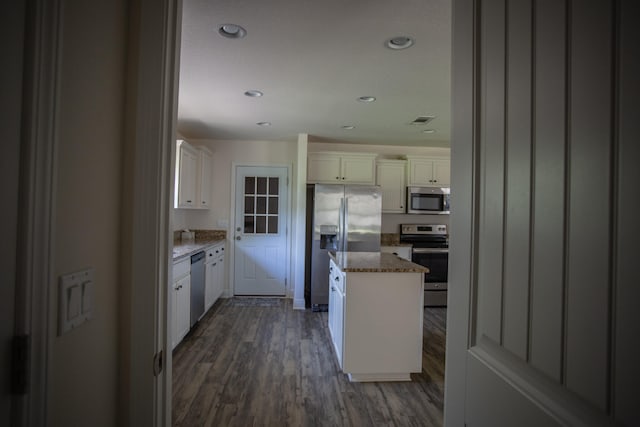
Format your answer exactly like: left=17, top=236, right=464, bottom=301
left=186, top=200, right=192, bottom=203
left=336, top=176, right=340, bottom=180
left=335, top=276, right=340, bottom=281
left=212, top=263, right=217, bottom=267
left=331, top=286, right=336, bottom=292
left=341, top=177, right=345, bottom=180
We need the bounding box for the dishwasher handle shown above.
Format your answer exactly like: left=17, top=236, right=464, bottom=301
left=191, top=251, right=206, bottom=264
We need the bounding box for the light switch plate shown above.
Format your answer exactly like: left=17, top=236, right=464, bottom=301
left=58, top=268, right=94, bottom=335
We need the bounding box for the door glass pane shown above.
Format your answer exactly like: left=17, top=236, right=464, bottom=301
left=268, top=197, right=278, bottom=214
left=257, top=177, right=267, bottom=194
left=242, top=174, right=281, bottom=235
left=268, top=216, right=278, bottom=234
left=245, top=177, right=255, bottom=195
left=256, top=216, right=266, bottom=233
left=244, top=216, right=254, bottom=233
left=256, top=196, right=267, bottom=214
left=244, top=196, right=254, bottom=214
left=269, top=177, right=279, bottom=195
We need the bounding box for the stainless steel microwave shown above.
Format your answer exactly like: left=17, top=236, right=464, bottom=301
left=406, top=186, right=450, bottom=214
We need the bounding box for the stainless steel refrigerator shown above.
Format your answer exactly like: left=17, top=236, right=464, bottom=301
left=307, top=184, right=382, bottom=311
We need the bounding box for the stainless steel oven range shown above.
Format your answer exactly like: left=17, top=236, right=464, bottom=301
left=400, top=224, right=448, bottom=307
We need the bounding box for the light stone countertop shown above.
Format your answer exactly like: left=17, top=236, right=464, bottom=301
left=329, top=251, right=428, bottom=273
left=172, top=238, right=225, bottom=262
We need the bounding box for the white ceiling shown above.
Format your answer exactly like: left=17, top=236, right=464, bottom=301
left=177, top=0, right=451, bottom=147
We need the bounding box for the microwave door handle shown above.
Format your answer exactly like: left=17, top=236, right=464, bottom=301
left=412, top=248, right=449, bottom=254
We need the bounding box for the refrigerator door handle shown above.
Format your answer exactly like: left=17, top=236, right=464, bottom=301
left=338, top=198, right=344, bottom=253
left=343, top=197, right=349, bottom=252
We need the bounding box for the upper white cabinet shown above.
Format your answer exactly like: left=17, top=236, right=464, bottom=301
left=376, top=160, right=407, bottom=213
left=406, top=156, right=450, bottom=187
left=307, top=152, right=377, bottom=185
left=176, top=141, right=198, bottom=208
left=175, top=140, right=213, bottom=209
left=198, top=148, right=213, bottom=208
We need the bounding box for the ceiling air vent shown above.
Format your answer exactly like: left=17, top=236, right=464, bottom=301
left=409, top=115, right=436, bottom=125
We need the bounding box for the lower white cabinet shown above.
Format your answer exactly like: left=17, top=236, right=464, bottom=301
left=327, top=257, right=423, bottom=382
left=172, top=258, right=191, bottom=350
left=328, top=260, right=345, bottom=367
left=204, top=243, right=225, bottom=311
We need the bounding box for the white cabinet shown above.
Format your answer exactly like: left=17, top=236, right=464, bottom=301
left=171, top=258, right=191, bottom=349
left=327, top=257, right=423, bottom=381
left=328, top=259, right=345, bottom=367
left=307, top=152, right=377, bottom=184
left=176, top=141, right=198, bottom=208
left=175, top=140, right=213, bottom=209
left=380, top=245, right=412, bottom=261
left=376, top=160, right=407, bottom=213
left=406, top=156, right=450, bottom=187
left=198, top=148, right=213, bottom=208
left=204, top=243, right=225, bottom=312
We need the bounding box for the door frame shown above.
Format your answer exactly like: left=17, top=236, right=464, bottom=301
left=443, top=0, right=475, bottom=424
left=12, top=0, right=62, bottom=424
left=229, top=163, right=293, bottom=297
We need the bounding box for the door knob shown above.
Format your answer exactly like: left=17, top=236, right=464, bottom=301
left=236, top=236, right=241, bottom=241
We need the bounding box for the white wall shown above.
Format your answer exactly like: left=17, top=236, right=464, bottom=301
left=381, top=214, right=449, bottom=234
left=48, top=1, right=126, bottom=425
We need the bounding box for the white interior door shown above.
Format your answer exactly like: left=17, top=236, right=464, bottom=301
left=447, top=1, right=639, bottom=426
left=234, top=166, right=289, bottom=295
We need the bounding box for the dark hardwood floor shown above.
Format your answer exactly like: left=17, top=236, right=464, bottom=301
left=172, top=298, right=446, bottom=427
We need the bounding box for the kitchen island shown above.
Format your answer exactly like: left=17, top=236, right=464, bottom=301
left=327, top=251, right=428, bottom=382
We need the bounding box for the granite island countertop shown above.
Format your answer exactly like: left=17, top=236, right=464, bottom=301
left=329, top=251, right=428, bottom=273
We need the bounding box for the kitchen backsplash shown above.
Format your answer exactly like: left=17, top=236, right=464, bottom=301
left=173, top=229, right=226, bottom=245
left=381, top=233, right=401, bottom=245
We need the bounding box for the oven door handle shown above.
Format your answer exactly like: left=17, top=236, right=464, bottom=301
left=412, top=248, right=449, bottom=254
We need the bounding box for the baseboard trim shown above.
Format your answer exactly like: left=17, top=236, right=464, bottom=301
left=293, top=298, right=306, bottom=310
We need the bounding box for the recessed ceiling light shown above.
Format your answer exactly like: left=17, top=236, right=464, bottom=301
left=357, top=96, right=376, bottom=103
left=341, top=125, right=355, bottom=130
left=256, top=121, right=271, bottom=126
left=218, top=24, right=247, bottom=39
left=423, top=129, right=437, bottom=134
left=385, top=36, right=415, bottom=50
left=244, top=90, right=263, bottom=97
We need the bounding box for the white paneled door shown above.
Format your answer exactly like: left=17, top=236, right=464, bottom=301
left=447, top=0, right=639, bottom=426
left=234, top=166, right=289, bottom=295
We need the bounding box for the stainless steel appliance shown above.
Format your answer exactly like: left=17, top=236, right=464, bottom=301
left=307, top=184, right=382, bottom=311
left=406, top=186, right=450, bottom=214
left=190, top=251, right=205, bottom=326
left=400, top=224, right=448, bottom=307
